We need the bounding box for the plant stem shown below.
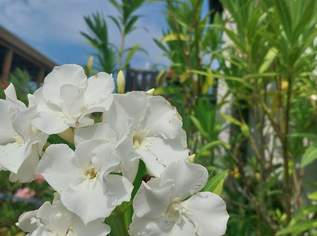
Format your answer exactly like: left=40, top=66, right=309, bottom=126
left=282, top=75, right=292, bottom=222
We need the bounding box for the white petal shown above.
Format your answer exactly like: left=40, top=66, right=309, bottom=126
left=37, top=144, right=81, bottom=192
left=0, top=101, right=16, bottom=143
left=0, top=142, right=29, bottom=173
left=133, top=181, right=174, bottom=218
left=74, top=218, right=111, bottom=236
left=61, top=179, right=114, bottom=224
left=93, top=144, right=121, bottom=174
left=85, top=72, right=114, bottom=109
left=17, top=210, right=38, bottom=232
left=103, top=95, right=134, bottom=141
left=5, top=83, right=18, bottom=101
left=144, top=96, right=183, bottom=140
left=75, top=140, right=119, bottom=173
left=182, top=192, right=229, bottom=236
left=4, top=83, right=26, bottom=109
left=129, top=215, right=173, bottom=236
left=74, top=123, right=117, bottom=146
left=103, top=174, right=133, bottom=208
left=136, top=137, right=188, bottom=177
left=170, top=216, right=197, bottom=236
left=159, top=161, right=208, bottom=200
left=12, top=107, right=41, bottom=142
left=120, top=158, right=139, bottom=182
left=136, top=147, right=165, bottom=177
left=60, top=84, right=84, bottom=118
left=112, top=92, right=148, bottom=127
left=9, top=148, right=39, bottom=183
left=43, top=64, right=87, bottom=106
left=32, top=111, right=69, bottom=134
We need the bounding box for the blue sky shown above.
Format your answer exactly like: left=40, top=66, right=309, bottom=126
left=0, top=0, right=209, bottom=69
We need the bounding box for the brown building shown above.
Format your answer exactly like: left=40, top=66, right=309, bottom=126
left=0, top=26, right=56, bottom=88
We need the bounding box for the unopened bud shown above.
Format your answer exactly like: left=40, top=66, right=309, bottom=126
left=87, top=56, right=94, bottom=71
left=117, top=70, right=126, bottom=94
left=146, top=88, right=155, bottom=95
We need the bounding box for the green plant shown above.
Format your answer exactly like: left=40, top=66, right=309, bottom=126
left=82, top=0, right=148, bottom=73
left=108, top=0, right=148, bottom=69
left=82, top=13, right=117, bottom=73
left=220, top=0, right=317, bottom=234
left=155, top=0, right=317, bottom=235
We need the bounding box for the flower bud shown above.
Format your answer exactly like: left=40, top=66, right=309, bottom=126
left=117, top=70, right=126, bottom=94
left=87, top=56, right=94, bottom=72
left=146, top=88, right=155, bottom=95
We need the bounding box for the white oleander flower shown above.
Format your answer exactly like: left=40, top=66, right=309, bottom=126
left=75, top=96, right=139, bottom=182
left=37, top=140, right=133, bottom=224
left=76, top=92, right=188, bottom=178
left=29, top=64, right=114, bottom=134
left=17, top=194, right=110, bottom=236
left=129, top=161, right=229, bottom=236
left=0, top=84, right=47, bottom=183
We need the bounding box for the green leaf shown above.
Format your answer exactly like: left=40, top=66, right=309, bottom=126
left=197, top=141, right=229, bottom=157
left=308, top=191, right=317, bottom=201
left=277, top=220, right=317, bottom=235
left=273, top=0, right=292, bottom=38
left=125, top=15, right=139, bottom=34
left=105, top=202, right=131, bottom=236
left=47, top=134, right=75, bottom=150
left=131, top=161, right=146, bottom=199
left=190, top=115, right=209, bottom=139
left=301, top=145, right=317, bottom=168
left=259, top=47, right=278, bottom=73
left=241, top=123, right=250, bottom=137
left=203, top=170, right=228, bottom=195
left=108, top=15, right=122, bottom=33
left=221, top=113, right=242, bottom=127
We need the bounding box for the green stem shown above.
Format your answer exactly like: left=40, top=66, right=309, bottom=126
left=106, top=212, right=129, bottom=236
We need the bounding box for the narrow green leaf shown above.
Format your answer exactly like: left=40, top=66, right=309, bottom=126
left=277, top=220, right=317, bottom=235
left=203, top=171, right=228, bottom=195
left=109, top=15, right=122, bottom=33
left=259, top=47, right=278, bottom=73
left=131, top=161, right=146, bottom=199
left=301, top=145, right=317, bottom=168
left=221, top=113, right=242, bottom=127
left=190, top=115, right=209, bottom=139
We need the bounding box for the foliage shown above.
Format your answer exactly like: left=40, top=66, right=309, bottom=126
left=82, top=0, right=148, bottom=74
left=154, top=0, right=317, bottom=235
left=81, top=13, right=117, bottom=73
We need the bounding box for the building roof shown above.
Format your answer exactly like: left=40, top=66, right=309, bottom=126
left=0, top=25, right=56, bottom=69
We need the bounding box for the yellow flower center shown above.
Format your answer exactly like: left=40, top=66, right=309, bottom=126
left=133, top=133, right=144, bottom=148
left=85, top=167, right=97, bottom=180
left=166, top=199, right=184, bottom=221
left=14, top=135, right=24, bottom=145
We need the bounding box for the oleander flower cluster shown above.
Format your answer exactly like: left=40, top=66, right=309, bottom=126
left=0, top=64, right=229, bottom=236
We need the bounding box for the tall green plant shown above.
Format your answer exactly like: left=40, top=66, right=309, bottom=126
left=81, top=13, right=116, bottom=73
left=220, top=0, right=317, bottom=234
left=82, top=0, right=148, bottom=73
left=109, top=0, right=148, bottom=69
left=155, top=0, right=224, bottom=161
left=155, top=0, right=317, bottom=235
